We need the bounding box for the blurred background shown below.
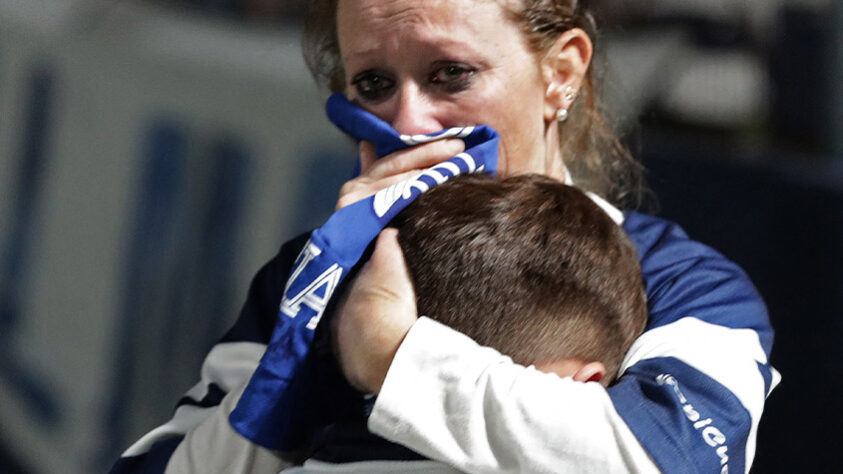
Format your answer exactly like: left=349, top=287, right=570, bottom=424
left=0, top=0, right=839, bottom=472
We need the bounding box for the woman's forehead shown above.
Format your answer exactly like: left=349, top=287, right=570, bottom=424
left=337, top=0, right=519, bottom=57
left=335, top=0, right=523, bottom=33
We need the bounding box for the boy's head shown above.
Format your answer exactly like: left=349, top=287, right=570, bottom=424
left=390, top=174, right=647, bottom=385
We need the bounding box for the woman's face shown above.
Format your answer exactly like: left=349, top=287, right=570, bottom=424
left=336, top=0, right=565, bottom=178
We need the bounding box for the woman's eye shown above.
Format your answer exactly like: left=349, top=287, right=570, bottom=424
left=430, top=63, right=476, bottom=90
left=351, top=72, right=394, bottom=101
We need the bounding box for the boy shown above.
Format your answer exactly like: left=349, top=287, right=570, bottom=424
left=291, top=174, right=648, bottom=471
left=392, top=173, right=646, bottom=386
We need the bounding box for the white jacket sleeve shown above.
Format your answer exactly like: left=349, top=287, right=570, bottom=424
left=164, top=383, right=293, bottom=474
left=368, top=317, right=660, bottom=474
left=113, top=342, right=293, bottom=474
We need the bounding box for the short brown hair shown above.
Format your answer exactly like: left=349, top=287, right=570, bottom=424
left=390, top=174, right=646, bottom=382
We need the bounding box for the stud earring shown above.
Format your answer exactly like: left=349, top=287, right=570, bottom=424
left=556, top=108, right=569, bottom=122
left=564, top=86, right=577, bottom=102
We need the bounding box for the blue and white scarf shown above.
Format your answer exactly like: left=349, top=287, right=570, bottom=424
left=229, top=93, right=499, bottom=450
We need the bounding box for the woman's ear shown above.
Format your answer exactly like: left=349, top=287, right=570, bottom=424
left=541, top=28, right=593, bottom=122
left=572, top=361, right=606, bottom=384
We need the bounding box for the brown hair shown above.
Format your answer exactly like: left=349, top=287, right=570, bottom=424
left=390, top=174, right=647, bottom=383
left=302, top=0, right=645, bottom=208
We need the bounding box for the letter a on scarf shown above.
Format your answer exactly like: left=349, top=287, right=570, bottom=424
left=229, top=94, right=499, bottom=450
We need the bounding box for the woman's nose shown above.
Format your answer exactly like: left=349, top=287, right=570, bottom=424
left=389, top=85, right=443, bottom=136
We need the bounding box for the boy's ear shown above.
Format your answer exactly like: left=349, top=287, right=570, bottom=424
left=572, top=361, right=606, bottom=384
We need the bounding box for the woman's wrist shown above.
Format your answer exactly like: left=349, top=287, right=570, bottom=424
left=332, top=229, right=419, bottom=394
left=362, top=317, right=415, bottom=394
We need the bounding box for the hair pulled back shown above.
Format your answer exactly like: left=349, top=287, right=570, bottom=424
left=303, top=0, right=643, bottom=207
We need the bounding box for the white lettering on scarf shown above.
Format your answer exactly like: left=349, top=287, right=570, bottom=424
left=399, top=126, right=474, bottom=145
left=280, top=240, right=344, bottom=330
left=372, top=153, right=482, bottom=218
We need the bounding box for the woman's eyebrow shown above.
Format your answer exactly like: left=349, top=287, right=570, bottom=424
left=341, top=49, right=376, bottom=64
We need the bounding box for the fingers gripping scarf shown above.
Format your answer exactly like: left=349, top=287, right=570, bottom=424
left=229, top=93, right=500, bottom=450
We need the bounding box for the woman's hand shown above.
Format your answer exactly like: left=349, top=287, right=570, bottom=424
left=332, top=228, right=418, bottom=394
left=336, top=139, right=465, bottom=210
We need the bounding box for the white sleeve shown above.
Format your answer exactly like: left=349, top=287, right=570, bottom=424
left=164, top=382, right=294, bottom=474
left=116, top=341, right=293, bottom=474
left=368, top=317, right=660, bottom=474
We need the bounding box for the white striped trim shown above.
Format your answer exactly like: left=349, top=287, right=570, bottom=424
left=586, top=191, right=625, bottom=225
left=566, top=170, right=625, bottom=226
left=399, top=127, right=473, bottom=145
left=122, top=404, right=213, bottom=456
left=182, top=341, right=266, bottom=402
left=123, top=341, right=266, bottom=456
